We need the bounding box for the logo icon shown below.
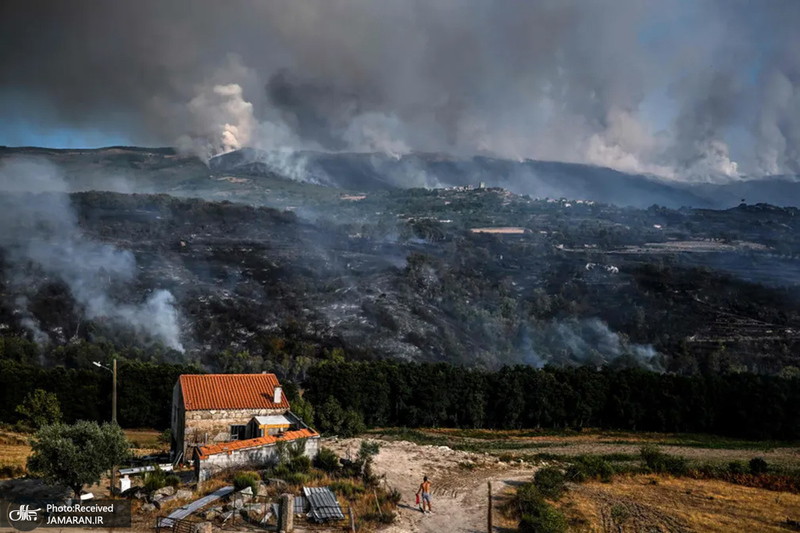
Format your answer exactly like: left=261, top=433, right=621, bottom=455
left=5, top=500, right=46, bottom=531
left=9, top=505, right=42, bottom=522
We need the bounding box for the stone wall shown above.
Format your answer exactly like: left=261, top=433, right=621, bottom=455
left=184, top=408, right=286, bottom=448
left=196, top=436, right=320, bottom=482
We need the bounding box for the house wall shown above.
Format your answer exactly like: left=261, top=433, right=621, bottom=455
left=170, top=383, right=185, bottom=460
left=196, top=437, right=320, bottom=482
left=183, top=407, right=286, bottom=449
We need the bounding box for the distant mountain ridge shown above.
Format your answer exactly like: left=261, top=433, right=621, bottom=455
left=2, top=145, right=799, bottom=209
left=209, top=148, right=800, bottom=209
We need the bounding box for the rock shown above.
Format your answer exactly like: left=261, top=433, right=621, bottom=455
left=239, top=486, right=253, bottom=495
left=202, top=509, right=218, bottom=520
left=153, top=485, right=175, bottom=498
left=257, top=482, right=269, bottom=497
left=224, top=499, right=244, bottom=511
left=133, top=491, right=148, bottom=501
left=140, top=503, right=156, bottom=513
left=175, top=489, right=193, bottom=501
left=152, top=494, right=177, bottom=509
left=191, top=522, right=212, bottom=533
left=267, top=478, right=287, bottom=487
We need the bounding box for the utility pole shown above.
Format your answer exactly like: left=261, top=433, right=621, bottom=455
left=93, top=359, right=118, bottom=494
left=112, top=358, right=117, bottom=424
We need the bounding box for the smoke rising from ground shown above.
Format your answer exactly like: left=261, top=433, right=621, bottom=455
left=522, top=318, right=662, bottom=371
left=1, top=1, right=800, bottom=179
left=0, top=158, right=184, bottom=351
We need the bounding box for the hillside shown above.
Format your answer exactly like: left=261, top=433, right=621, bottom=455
left=0, top=147, right=799, bottom=375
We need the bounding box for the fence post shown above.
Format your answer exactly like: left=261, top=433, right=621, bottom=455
left=487, top=481, right=493, bottom=533
left=279, top=493, right=294, bottom=532
left=349, top=502, right=356, bottom=532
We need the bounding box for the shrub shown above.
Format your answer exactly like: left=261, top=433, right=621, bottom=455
left=157, top=429, right=171, bottom=448
left=640, top=445, right=688, bottom=476
left=165, top=474, right=181, bottom=488
left=142, top=467, right=167, bottom=493
left=728, top=461, right=747, bottom=475
left=284, top=472, right=310, bottom=485
left=571, top=456, right=615, bottom=482
left=506, top=482, right=543, bottom=519
left=330, top=480, right=365, bottom=500
left=233, top=471, right=260, bottom=494
left=290, top=455, right=312, bottom=474
left=0, top=464, right=25, bottom=479
left=519, top=501, right=568, bottom=533
left=565, top=464, right=587, bottom=483
left=533, top=467, right=566, bottom=500
left=314, top=447, right=340, bottom=474
left=749, top=457, right=768, bottom=475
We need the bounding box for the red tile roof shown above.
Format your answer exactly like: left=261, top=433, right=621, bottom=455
left=195, top=429, right=319, bottom=459
left=179, top=374, right=291, bottom=411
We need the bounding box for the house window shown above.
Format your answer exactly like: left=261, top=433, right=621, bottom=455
left=230, top=425, right=246, bottom=441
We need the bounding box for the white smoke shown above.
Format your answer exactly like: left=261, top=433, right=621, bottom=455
left=177, top=83, right=256, bottom=162
left=522, top=318, right=661, bottom=371
left=0, top=157, right=184, bottom=351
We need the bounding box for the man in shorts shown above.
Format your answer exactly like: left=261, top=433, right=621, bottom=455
left=416, top=476, right=432, bottom=513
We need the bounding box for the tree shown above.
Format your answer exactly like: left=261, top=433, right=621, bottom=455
left=27, top=421, right=130, bottom=497
left=15, top=389, right=62, bottom=429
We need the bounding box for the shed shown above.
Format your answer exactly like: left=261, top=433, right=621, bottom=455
left=246, top=414, right=293, bottom=438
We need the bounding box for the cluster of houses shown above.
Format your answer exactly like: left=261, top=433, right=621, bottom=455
left=170, top=373, right=319, bottom=481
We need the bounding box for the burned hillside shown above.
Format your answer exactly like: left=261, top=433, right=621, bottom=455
left=0, top=181, right=798, bottom=376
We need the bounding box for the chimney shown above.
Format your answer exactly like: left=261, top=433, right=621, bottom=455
left=273, top=386, right=282, bottom=404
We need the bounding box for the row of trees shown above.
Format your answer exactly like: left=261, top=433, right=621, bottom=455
left=0, top=360, right=192, bottom=428
left=3, top=359, right=799, bottom=440
left=304, top=361, right=800, bottom=440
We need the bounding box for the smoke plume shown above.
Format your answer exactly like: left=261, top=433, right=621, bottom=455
left=0, top=157, right=184, bottom=351
left=1, top=1, right=800, bottom=179
left=522, top=318, right=662, bottom=371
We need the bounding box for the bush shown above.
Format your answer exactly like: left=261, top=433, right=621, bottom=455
left=640, top=445, right=688, bottom=476
left=0, top=464, right=25, bottom=479
left=142, top=467, right=167, bottom=493
left=570, top=456, right=615, bottom=482
left=314, top=447, right=340, bottom=474
left=157, top=429, right=171, bottom=448
left=165, top=474, right=181, bottom=488
left=565, top=464, right=587, bottom=483
left=728, top=461, right=747, bottom=475
left=533, top=467, right=566, bottom=500
left=519, top=501, right=568, bottom=533
left=330, top=480, right=365, bottom=500
left=233, top=471, right=260, bottom=494
left=749, top=457, right=768, bottom=475
left=507, top=482, right=544, bottom=518
left=290, top=455, right=312, bottom=474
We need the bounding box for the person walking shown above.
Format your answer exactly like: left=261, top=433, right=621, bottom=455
left=416, top=476, right=432, bottom=514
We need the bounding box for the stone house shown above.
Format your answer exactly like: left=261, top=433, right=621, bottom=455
left=171, top=373, right=314, bottom=462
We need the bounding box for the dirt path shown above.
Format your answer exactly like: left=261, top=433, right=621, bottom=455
left=326, top=438, right=537, bottom=533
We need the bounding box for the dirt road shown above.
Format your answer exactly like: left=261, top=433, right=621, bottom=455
left=326, top=438, right=537, bottom=533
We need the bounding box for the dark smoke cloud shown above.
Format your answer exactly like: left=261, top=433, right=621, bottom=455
left=1, top=0, right=800, bottom=179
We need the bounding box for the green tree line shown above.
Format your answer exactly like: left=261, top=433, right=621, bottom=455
left=304, top=361, right=800, bottom=440
left=2, top=358, right=799, bottom=441
left=0, top=360, right=193, bottom=428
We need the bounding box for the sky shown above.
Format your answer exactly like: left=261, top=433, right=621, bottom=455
left=1, top=0, right=799, bottom=180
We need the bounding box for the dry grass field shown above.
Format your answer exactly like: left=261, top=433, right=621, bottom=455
left=383, top=428, right=800, bottom=467
left=0, top=428, right=164, bottom=477
left=561, top=475, right=800, bottom=533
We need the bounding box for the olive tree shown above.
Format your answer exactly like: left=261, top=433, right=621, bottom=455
left=27, top=421, right=130, bottom=497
